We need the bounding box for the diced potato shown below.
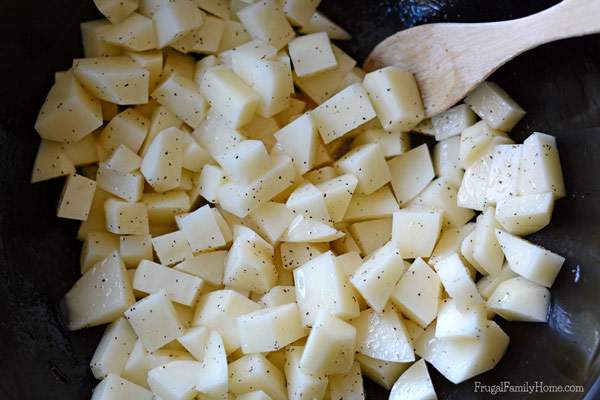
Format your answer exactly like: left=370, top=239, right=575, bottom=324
left=119, top=234, right=152, bottom=268
left=141, top=127, right=185, bottom=192
left=259, top=285, right=296, bottom=307
left=81, top=19, right=123, bottom=57
left=356, top=354, right=409, bottom=391
left=288, top=32, right=336, bottom=78
left=487, top=277, right=550, bottom=322
left=219, top=20, right=253, bottom=51
left=329, top=361, right=364, bottom=400
left=403, top=319, right=425, bottom=345
left=194, top=55, right=220, bottom=87
left=122, top=341, right=190, bottom=388
left=197, top=0, right=231, bottom=19
left=57, top=173, right=97, bottom=221
left=273, top=114, right=318, bottom=174
left=91, top=374, right=153, bottom=400
left=177, top=205, right=226, bottom=252
left=429, top=223, right=475, bottom=267
left=300, top=311, right=356, bottom=375
left=363, top=66, right=424, bottom=131
left=241, top=114, right=280, bottom=150
left=176, top=326, right=209, bottom=360
left=151, top=73, right=208, bottom=127
left=64, top=252, right=135, bottom=330
left=476, top=264, right=518, bottom=300
left=142, top=190, right=190, bottom=225
left=389, top=359, right=437, bottom=400
left=517, top=132, right=566, bottom=199
left=125, top=289, right=185, bottom=351
left=90, top=317, right=137, bottom=379
left=496, top=193, right=554, bottom=235
left=73, top=57, right=150, bottom=105
left=286, top=182, right=332, bottom=225
left=274, top=97, right=307, bottom=126
left=391, top=258, right=441, bottom=328
left=412, top=118, right=435, bottom=136
left=93, top=0, right=138, bottom=24
left=152, top=230, right=194, bottom=265
left=299, top=11, right=351, bottom=40
left=247, top=202, right=295, bottom=244
left=104, top=198, right=149, bottom=235
left=99, top=108, right=150, bottom=153
left=485, top=144, right=523, bottom=205
left=162, top=48, right=196, bottom=81
left=280, top=242, right=328, bottom=270
left=464, top=81, right=525, bottom=132
left=237, top=2, right=295, bottom=50
left=172, top=14, right=225, bottom=54
left=387, top=144, right=434, bottom=205
left=432, top=104, right=477, bottom=141
left=460, top=230, right=483, bottom=275
left=102, top=13, right=157, bottom=52
left=126, top=50, right=163, bottom=92
left=193, top=111, right=246, bottom=162
left=349, top=218, right=391, bottom=256
left=435, top=298, right=486, bottom=339
left=343, top=186, right=400, bottom=222
left=317, top=174, right=358, bottom=223
left=352, top=129, right=410, bottom=159
left=458, top=120, right=506, bottom=168
left=196, top=330, right=229, bottom=399
left=96, top=166, right=144, bottom=202
left=282, top=215, right=344, bottom=243
left=190, top=164, right=223, bottom=204
left=181, top=134, right=212, bottom=173
left=229, top=354, right=287, bottom=400
left=312, top=84, right=376, bottom=144
left=175, top=250, right=226, bottom=286
left=496, top=229, right=564, bottom=287
left=350, top=242, right=406, bottom=313
left=435, top=253, right=482, bottom=305
left=336, top=143, right=390, bottom=194
left=433, top=135, right=463, bottom=188
left=281, top=0, right=320, bottom=27
left=80, top=231, right=120, bottom=273
left=152, top=0, right=204, bottom=48
left=34, top=73, right=103, bottom=143
left=285, top=346, right=329, bottom=400
left=62, top=133, right=100, bottom=167
left=392, top=209, right=443, bottom=258
left=134, top=260, right=203, bottom=305
left=237, top=391, right=273, bottom=400
left=472, top=207, right=504, bottom=276
left=78, top=189, right=114, bottom=240
left=221, top=140, right=272, bottom=184
left=102, top=145, right=142, bottom=173
left=147, top=360, right=201, bottom=400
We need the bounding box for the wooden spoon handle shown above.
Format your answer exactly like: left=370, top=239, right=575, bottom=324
left=527, top=0, right=600, bottom=42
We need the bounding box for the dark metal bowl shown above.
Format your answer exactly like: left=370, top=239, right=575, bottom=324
left=1, top=1, right=599, bottom=399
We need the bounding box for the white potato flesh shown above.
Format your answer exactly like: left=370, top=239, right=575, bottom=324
left=91, top=374, right=153, bottom=400
left=147, top=360, right=201, bottom=400
left=300, top=311, right=356, bottom=375
left=496, top=229, right=565, bottom=287
left=282, top=0, right=320, bottom=27
left=433, top=135, right=463, bottom=188
left=312, top=83, right=376, bottom=144
left=90, top=317, right=137, bottom=379
left=34, top=73, right=103, bottom=143
left=177, top=326, right=209, bottom=360
left=102, top=13, right=157, bottom=52
left=436, top=253, right=482, bottom=305
left=300, top=11, right=351, bottom=40
left=415, top=321, right=509, bottom=384
left=281, top=215, right=344, bottom=243
left=317, top=174, right=359, bottom=223
left=432, top=103, right=477, bottom=141
left=80, top=231, right=120, bottom=273
left=104, top=198, right=149, bottom=235
left=392, top=209, right=443, bottom=259
left=458, top=121, right=505, bottom=169
left=230, top=354, right=287, bottom=400
left=247, top=202, right=295, bottom=244
left=73, top=57, right=150, bottom=105
left=464, top=81, right=526, bottom=132
left=329, top=361, right=364, bottom=400
left=152, top=73, right=208, bottom=128
left=274, top=97, right=306, bottom=126
left=274, top=113, right=318, bottom=174
left=343, top=186, right=400, bottom=222
left=196, top=330, right=229, bottom=400
left=196, top=0, right=231, bottom=19
left=119, top=234, right=153, bottom=268
left=476, top=264, right=518, bottom=300
left=175, top=250, right=226, bottom=286
left=219, top=20, right=253, bottom=51
left=363, top=66, right=424, bottom=131
left=388, top=144, right=434, bottom=205
left=142, top=190, right=190, bottom=225
left=99, top=108, right=149, bottom=153
left=172, top=14, right=225, bottom=54
left=224, top=233, right=277, bottom=293
left=389, top=359, right=437, bottom=400
left=285, top=346, right=329, bottom=400
left=134, top=260, right=203, bottom=305
left=286, top=182, right=332, bottom=225
left=78, top=189, right=113, bottom=241
left=81, top=19, right=123, bottom=57
left=403, top=318, right=426, bottom=345
left=472, top=207, right=504, bottom=276
left=460, top=230, right=483, bottom=275
left=141, top=127, right=185, bottom=192
left=484, top=144, right=523, bottom=205
left=192, top=164, right=225, bottom=204
left=236, top=392, right=273, bottom=400
left=96, top=167, right=144, bottom=202
left=221, top=140, right=272, bottom=184
left=391, top=258, right=441, bottom=328
left=141, top=104, right=183, bottom=155
left=62, top=133, right=99, bottom=167
left=241, top=114, right=280, bottom=150
left=487, top=277, right=550, bottom=322
left=518, top=132, right=566, bottom=199
left=352, top=129, right=410, bottom=159
left=102, top=144, right=141, bottom=173
left=152, top=230, right=194, bottom=265
left=178, top=205, right=226, bottom=252
left=126, top=50, right=163, bottom=92
left=429, top=223, right=475, bottom=267
left=65, top=252, right=135, bottom=330
left=57, top=173, right=97, bottom=221
left=193, top=112, right=247, bottom=162
left=122, top=342, right=187, bottom=388
left=280, top=242, right=328, bottom=270
left=152, top=0, right=204, bottom=48
left=496, top=192, right=554, bottom=235
left=194, top=55, right=220, bottom=87
left=356, top=354, right=409, bottom=391
left=351, top=305, right=414, bottom=363
left=93, top=0, right=138, bottom=24
left=350, top=218, right=392, bottom=256
left=289, top=32, right=337, bottom=78
left=336, top=143, right=391, bottom=195
left=259, top=285, right=297, bottom=307
left=237, top=1, right=295, bottom=50
left=435, top=298, right=486, bottom=339
left=294, top=251, right=359, bottom=326
left=193, top=289, right=261, bottom=353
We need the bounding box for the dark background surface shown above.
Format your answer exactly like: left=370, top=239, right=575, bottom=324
left=1, top=0, right=599, bottom=399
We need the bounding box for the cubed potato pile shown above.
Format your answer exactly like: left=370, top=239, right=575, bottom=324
left=31, top=1, right=567, bottom=399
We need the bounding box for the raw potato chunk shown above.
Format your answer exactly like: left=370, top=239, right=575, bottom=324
left=152, top=230, right=194, bottom=265
left=81, top=19, right=123, bottom=58
left=285, top=346, right=329, bottom=400
left=458, top=121, right=505, bottom=168
left=392, top=209, right=443, bottom=258
left=329, top=361, right=364, bottom=400
left=57, top=174, right=97, bottom=220
left=472, top=207, right=504, bottom=276
left=259, top=285, right=297, bottom=307
left=415, top=321, right=509, bottom=384
left=391, top=258, right=442, bottom=328
left=175, top=250, right=226, bottom=286
left=432, top=103, right=477, bottom=141
left=178, top=205, right=226, bottom=252
left=177, top=326, right=208, bottom=360
left=282, top=0, right=320, bottom=27
left=152, top=0, right=204, bottom=48
left=433, top=135, right=463, bottom=188
left=120, top=234, right=153, bottom=268
left=134, top=260, right=203, bottom=305
left=80, top=232, right=120, bottom=273
left=236, top=391, right=273, bottom=400
left=289, top=32, right=337, bottom=78
left=274, top=113, right=318, bottom=174
left=389, top=359, right=437, bottom=400
left=196, top=330, right=229, bottom=399
left=294, top=251, right=359, bottom=326
left=125, top=289, right=185, bottom=351
left=103, top=145, right=142, bottom=172
left=317, top=174, right=358, bottom=223
left=62, top=133, right=99, bottom=167
left=147, top=360, right=201, bottom=400
left=476, top=265, right=518, bottom=299
left=496, top=229, right=565, bottom=287
left=141, top=127, right=185, bottom=192
left=229, top=354, right=287, bottom=400
left=237, top=303, right=307, bottom=353
left=343, top=186, right=399, bottom=222
left=192, top=164, right=225, bottom=204
left=465, top=81, right=525, bottom=132
left=350, top=218, right=392, bottom=256
left=221, top=140, right=271, bottom=184
left=34, top=73, right=103, bottom=143
left=484, top=144, right=523, bottom=205
left=104, top=199, right=148, bottom=235
left=73, top=57, right=150, bottom=105
left=312, top=83, right=376, bottom=144
left=152, top=73, right=208, bottom=127
left=96, top=167, right=144, bottom=202
left=64, top=252, right=135, bottom=330
left=90, top=317, right=137, bottom=379
left=286, top=182, right=332, bottom=225
left=280, top=242, right=328, bottom=270
left=353, top=129, right=410, bottom=159
left=300, top=311, right=356, bottom=375
left=102, top=13, right=157, bottom=52
left=356, top=354, right=409, bottom=390
left=435, top=299, right=486, bottom=339
left=91, top=374, right=153, bottom=400
left=336, top=143, right=390, bottom=195
left=201, top=66, right=260, bottom=128
left=142, top=190, right=190, bottom=225
left=496, top=193, right=554, bottom=235
left=351, top=305, right=414, bottom=363
left=247, top=202, right=295, bottom=244
left=435, top=253, right=482, bottom=305
left=388, top=144, right=434, bottom=205
left=237, top=2, right=296, bottom=50
left=518, top=132, right=566, bottom=199
left=219, top=20, right=253, bottom=51
left=98, top=108, right=149, bottom=153
left=300, top=11, right=351, bottom=40
left=363, top=66, right=424, bottom=131
left=197, top=0, right=231, bottom=19
left=94, top=0, right=138, bottom=24
left=172, top=15, right=225, bottom=54
left=350, top=242, right=406, bottom=313
left=429, top=223, right=475, bottom=267
left=487, top=277, right=550, bottom=322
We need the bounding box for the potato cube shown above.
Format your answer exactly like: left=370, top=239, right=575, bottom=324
left=517, top=132, right=566, bottom=199
left=175, top=326, right=209, bottom=360
left=435, top=299, right=486, bottom=339
left=221, top=140, right=272, bottom=184
left=282, top=215, right=344, bottom=243
left=80, top=231, right=120, bottom=273
left=236, top=391, right=273, bottom=400
left=219, top=20, right=252, bottom=51
left=432, top=103, right=477, bottom=141
left=90, top=317, right=137, bottom=379
left=65, top=252, right=135, bottom=330
left=175, top=250, right=226, bottom=286
left=119, top=234, right=152, bottom=268
left=391, top=258, right=442, bottom=328
left=93, top=0, right=138, bottom=24
left=237, top=2, right=295, bottom=50
left=230, top=354, right=287, bottom=400
left=172, top=14, right=225, bottom=54
left=392, top=209, right=443, bottom=258
left=126, top=50, right=163, bottom=92
left=336, top=143, right=390, bottom=195
left=329, top=361, right=364, bottom=400
left=96, top=167, right=144, bottom=202
left=78, top=189, right=113, bottom=241
left=289, top=32, right=337, bottom=78
left=429, top=223, right=475, bottom=267
left=189, top=164, right=223, bottom=205
left=57, top=173, right=97, bottom=221
left=31, top=140, right=76, bottom=183
left=177, top=205, right=226, bottom=252
left=274, top=114, right=318, bottom=174
left=196, top=330, right=229, bottom=399
left=496, top=192, right=553, bottom=235
left=147, top=360, right=201, bottom=400
left=286, top=182, right=332, bottom=225
left=141, top=127, right=185, bottom=192
left=487, top=277, right=550, bottom=322
left=196, top=0, right=231, bottom=19
left=259, top=285, right=296, bottom=307
left=281, top=0, right=320, bottom=26
left=133, top=260, right=203, bottom=305
left=34, top=73, right=103, bottom=143
left=285, top=346, right=328, bottom=400
left=458, top=120, right=506, bottom=168
left=152, top=0, right=204, bottom=48
left=102, top=13, right=157, bottom=52
left=353, top=129, right=410, bottom=159
left=299, top=11, right=351, bottom=40
left=464, top=81, right=525, bottom=132
left=485, top=144, right=523, bottom=205
left=81, top=19, right=123, bottom=58
left=102, top=145, right=141, bottom=173
left=99, top=108, right=150, bottom=153
left=73, top=57, right=150, bottom=105
left=91, top=374, right=152, bottom=400
left=350, top=218, right=392, bottom=256
left=192, top=111, right=246, bottom=162
left=151, top=73, right=208, bottom=128
left=433, top=135, right=463, bottom=188
left=312, top=83, right=376, bottom=144
left=472, top=207, right=504, bottom=276
left=343, top=186, right=399, bottom=222
left=435, top=253, right=482, bottom=305
left=104, top=198, right=149, bottom=235
left=356, top=354, right=409, bottom=391
left=387, top=144, right=434, bottom=205
left=317, top=174, right=358, bottom=223
left=142, top=190, right=190, bottom=225
left=476, top=265, right=518, bottom=300
left=247, top=202, right=295, bottom=244
left=279, top=242, right=328, bottom=270
left=152, top=230, right=194, bottom=265
left=389, top=359, right=437, bottom=400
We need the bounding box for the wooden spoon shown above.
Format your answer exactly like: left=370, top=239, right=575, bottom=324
left=364, top=0, right=600, bottom=118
